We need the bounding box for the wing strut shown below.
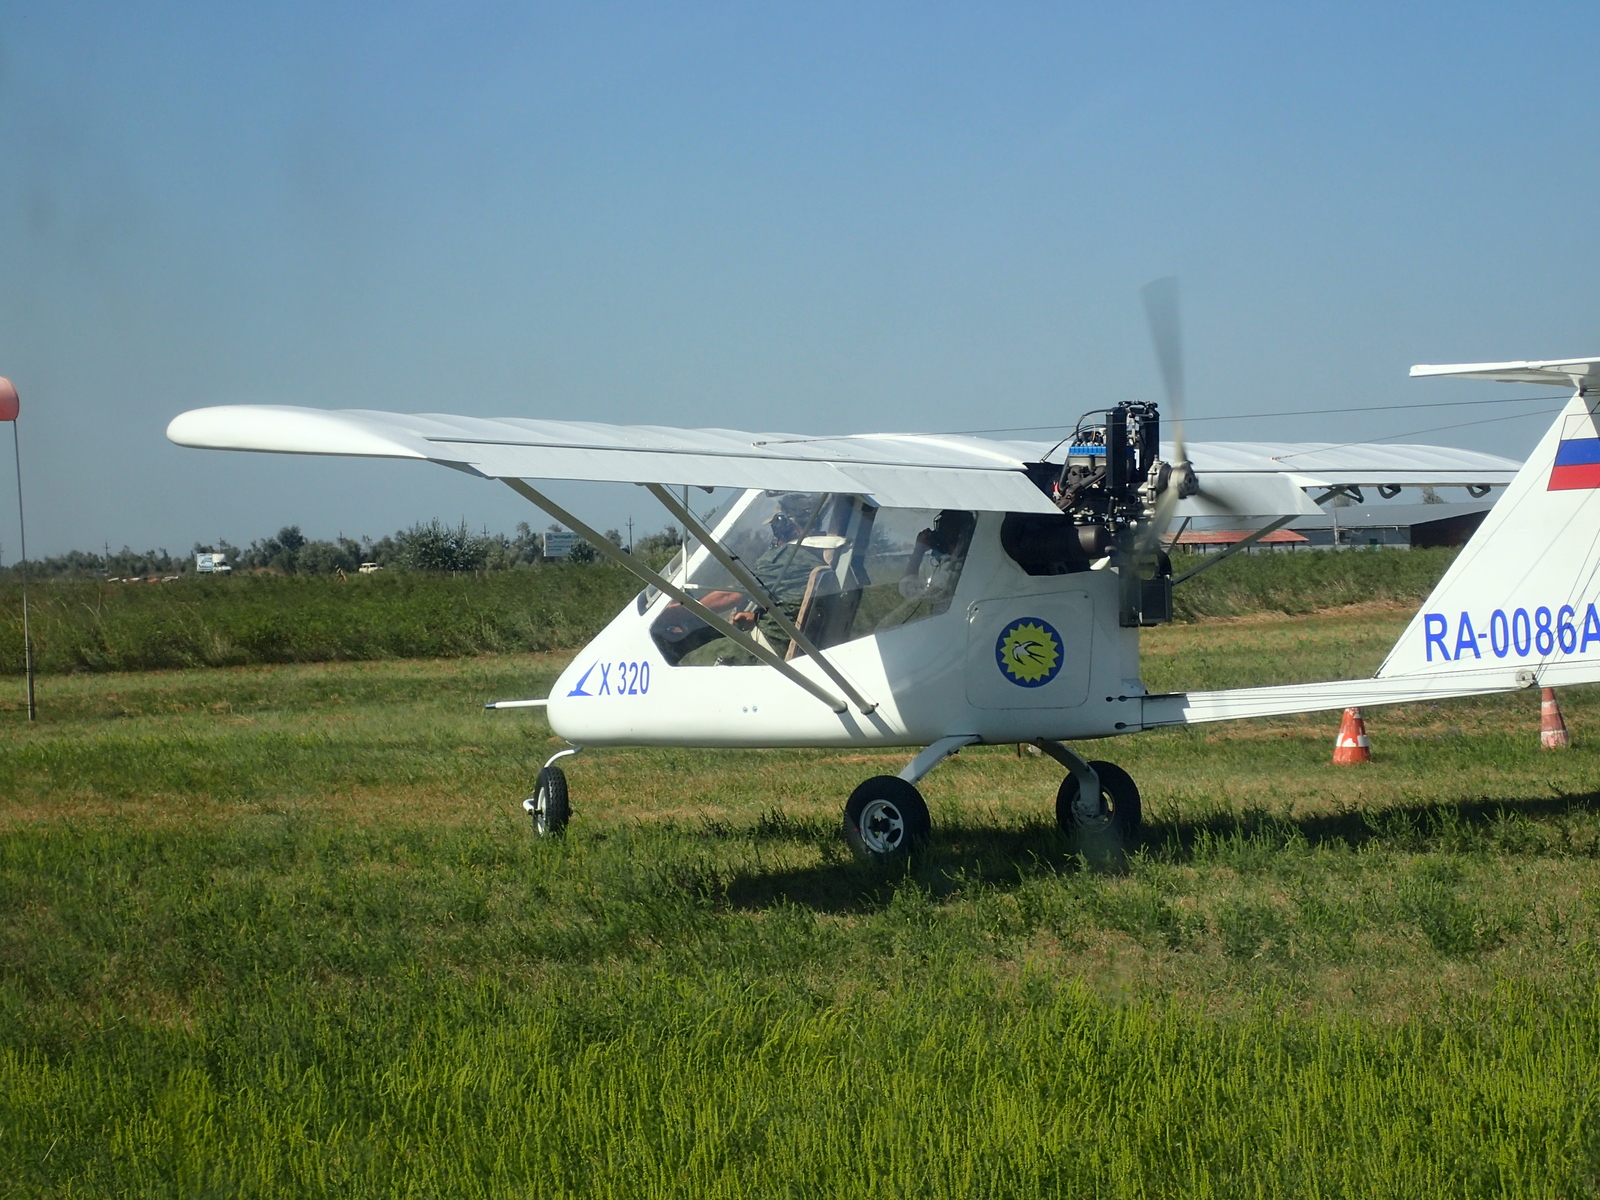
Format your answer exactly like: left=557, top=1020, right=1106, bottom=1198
left=644, top=484, right=877, bottom=714
left=502, top=479, right=850, bottom=714
left=1170, top=487, right=1344, bottom=586
left=1170, top=515, right=1296, bottom=584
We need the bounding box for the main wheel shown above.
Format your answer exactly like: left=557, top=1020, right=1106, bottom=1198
left=1055, top=760, right=1142, bottom=845
left=529, top=766, right=571, bottom=836
left=843, top=776, right=930, bottom=861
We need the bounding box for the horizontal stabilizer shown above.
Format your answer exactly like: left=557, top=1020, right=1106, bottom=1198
left=1141, top=668, right=1531, bottom=728
left=1409, top=358, right=1600, bottom=387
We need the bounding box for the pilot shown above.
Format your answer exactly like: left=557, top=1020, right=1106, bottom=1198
left=701, top=492, right=828, bottom=657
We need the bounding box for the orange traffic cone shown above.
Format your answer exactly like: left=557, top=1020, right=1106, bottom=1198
left=1540, top=687, right=1570, bottom=750
left=1332, top=707, right=1371, bottom=764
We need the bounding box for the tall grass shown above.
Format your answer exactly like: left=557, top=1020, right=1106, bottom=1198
left=1169, top=545, right=1459, bottom=621
left=0, top=569, right=640, bottom=675
left=4, top=912, right=1593, bottom=1197
left=3, top=789, right=1598, bottom=1196
left=0, top=547, right=1460, bottom=676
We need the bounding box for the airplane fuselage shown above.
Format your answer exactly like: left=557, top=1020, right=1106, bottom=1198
left=547, top=507, right=1145, bottom=748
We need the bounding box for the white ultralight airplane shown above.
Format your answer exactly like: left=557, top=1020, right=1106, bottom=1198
left=166, top=292, right=1600, bottom=861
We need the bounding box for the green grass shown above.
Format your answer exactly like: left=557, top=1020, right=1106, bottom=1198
left=1168, top=544, right=1459, bottom=621
left=0, top=570, right=642, bottom=675
left=4, top=608, right=1600, bottom=1195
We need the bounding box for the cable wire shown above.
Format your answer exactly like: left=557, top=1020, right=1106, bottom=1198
left=1269, top=406, right=1564, bottom=460
left=942, top=392, right=1559, bottom=438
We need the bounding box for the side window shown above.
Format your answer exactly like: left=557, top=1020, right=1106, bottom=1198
left=649, top=492, right=974, bottom=666
left=852, top=508, right=975, bottom=635
left=636, top=545, right=686, bottom=613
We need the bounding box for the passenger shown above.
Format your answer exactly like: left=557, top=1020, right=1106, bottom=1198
left=898, top=510, right=975, bottom=603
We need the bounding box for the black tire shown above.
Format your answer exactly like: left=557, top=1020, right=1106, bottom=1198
left=1055, top=759, right=1142, bottom=845
left=531, top=766, right=570, bottom=836
left=843, top=776, right=931, bottom=861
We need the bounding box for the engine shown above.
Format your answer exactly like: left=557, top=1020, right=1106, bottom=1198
left=1003, top=400, right=1189, bottom=628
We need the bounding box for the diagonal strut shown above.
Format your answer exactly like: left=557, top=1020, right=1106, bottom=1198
left=501, top=479, right=850, bottom=714
left=645, top=484, right=876, bottom=714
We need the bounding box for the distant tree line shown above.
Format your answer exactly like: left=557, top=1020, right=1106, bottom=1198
left=0, top=520, right=685, bottom=580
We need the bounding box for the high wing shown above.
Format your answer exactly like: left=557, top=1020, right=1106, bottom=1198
left=1172, top=440, right=1522, bottom=515
left=166, top=405, right=1061, bottom=515
left=168, top=404, right=1521, bottom=518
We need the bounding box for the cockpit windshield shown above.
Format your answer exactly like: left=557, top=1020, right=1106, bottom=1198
left=648, top=491, right=976, bottom=667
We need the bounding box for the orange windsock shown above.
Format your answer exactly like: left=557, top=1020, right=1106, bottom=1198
left=1332, top=707, right=1371, bottom=765
left=1540, top=687, right=1570, bottom=750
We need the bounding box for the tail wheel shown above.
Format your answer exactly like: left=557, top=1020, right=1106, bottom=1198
left=1056, top=759, right=1141, bottom=845
left=530, top=766, right=571, bottom=836
left=843, top=776, right=931, bottom=861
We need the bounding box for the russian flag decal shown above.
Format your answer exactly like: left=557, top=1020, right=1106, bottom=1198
left=1550, top=414, right=1600, bottom=490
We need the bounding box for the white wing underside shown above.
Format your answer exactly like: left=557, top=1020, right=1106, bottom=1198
left=1410, top=357, right=1600, bottom=388
left=167, top=405, right=1061, bottom=514
left=1173, top=440, right=1520, bottom=516
left=167, top=404, right=1522, bottom=516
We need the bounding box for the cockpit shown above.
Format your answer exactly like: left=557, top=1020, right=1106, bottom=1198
left=645, top=491, right=977, bottom=666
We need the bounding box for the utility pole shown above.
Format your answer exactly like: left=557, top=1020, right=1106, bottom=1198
left=625, top=517, right=634, bottom=553
left=1, top=378, right=34, bottom=720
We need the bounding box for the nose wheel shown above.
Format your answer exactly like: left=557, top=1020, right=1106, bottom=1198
left=524, top=766, right=570, bottom=836
left=523, top=748, right=581, bottom=837
left=843, top=776, right=931, bottom=861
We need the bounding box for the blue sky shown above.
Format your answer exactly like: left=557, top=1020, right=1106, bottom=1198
left=2, top=1, right=1597, bottom=555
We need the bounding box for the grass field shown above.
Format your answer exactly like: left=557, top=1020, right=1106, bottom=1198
left=3, top=603, right=1600, bottom=1196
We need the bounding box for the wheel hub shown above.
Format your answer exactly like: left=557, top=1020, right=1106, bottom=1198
left=533, top=786, right=551, bottom=835
left=1072, top=778, right=1108, bottom=827
left=859, top=798, right=906, bottom=853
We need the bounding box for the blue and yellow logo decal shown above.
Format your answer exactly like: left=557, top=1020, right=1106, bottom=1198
left=995, top=617, right=1063, bottom=687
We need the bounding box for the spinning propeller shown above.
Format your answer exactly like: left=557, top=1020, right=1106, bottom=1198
left=1136, top=277, right=1241, bottom=554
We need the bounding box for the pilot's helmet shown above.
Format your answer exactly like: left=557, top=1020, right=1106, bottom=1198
left=766, top=492, right=815, bottom=542
left=926, top=509, right=974, bottom=553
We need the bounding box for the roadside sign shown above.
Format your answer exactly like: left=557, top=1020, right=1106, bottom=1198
left=543, top=531, right=580, bottom=559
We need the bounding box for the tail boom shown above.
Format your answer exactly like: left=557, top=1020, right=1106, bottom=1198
left=1139, top=385, right=1600, bottom=730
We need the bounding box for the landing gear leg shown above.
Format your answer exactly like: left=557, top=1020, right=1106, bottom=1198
left=1033, top=739, right=1143, bottom=849
left=842, top=735, right=977, bottom=862
left=524, top=747, right=581, bottom=836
